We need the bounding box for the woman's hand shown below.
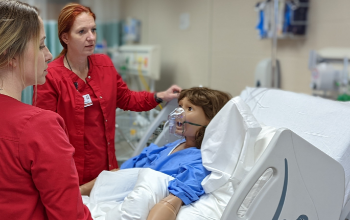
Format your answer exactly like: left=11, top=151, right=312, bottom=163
left=156, top=85, right=182, bottom=102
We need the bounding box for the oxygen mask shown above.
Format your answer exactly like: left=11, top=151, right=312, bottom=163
left=164, top=107, right=207, bottom=138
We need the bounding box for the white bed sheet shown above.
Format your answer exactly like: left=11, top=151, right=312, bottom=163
left=83, top=168, right=233, bottom=220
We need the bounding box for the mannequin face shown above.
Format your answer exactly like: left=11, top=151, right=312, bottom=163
left=61, top=12, right=96, bottom=57
left=23, top=17, right=52, bottom=86
left=176, top=97, right=210, bottom=138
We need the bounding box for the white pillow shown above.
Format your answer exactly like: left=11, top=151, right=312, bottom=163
left=201, top=97, right=262, bottom=193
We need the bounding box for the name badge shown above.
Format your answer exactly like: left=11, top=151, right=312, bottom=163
left=83, top=94, right=93, bottom=107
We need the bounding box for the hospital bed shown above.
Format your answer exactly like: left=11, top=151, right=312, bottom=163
left=131, top=87, right=350, bottom=220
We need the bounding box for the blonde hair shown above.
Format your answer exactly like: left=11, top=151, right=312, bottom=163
left=0, top=0, right=40, bottom=87
left=178, top=87, right=232, bottom=148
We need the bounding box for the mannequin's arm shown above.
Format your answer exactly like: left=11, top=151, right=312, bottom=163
left=147, top=194, right=183, bottom=220
left=79, top=178, right=96, bottom=196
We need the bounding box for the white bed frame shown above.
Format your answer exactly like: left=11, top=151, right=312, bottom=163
left=221, top=128, right=344, bottom=220
left=133, top=98, right=348, bottom=220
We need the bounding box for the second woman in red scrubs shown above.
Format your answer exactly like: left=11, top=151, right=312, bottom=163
left=34, top=3, right=181, bottom=187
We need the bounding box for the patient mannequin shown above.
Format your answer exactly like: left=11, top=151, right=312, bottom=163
left=81, top=87, right=231, bottom=220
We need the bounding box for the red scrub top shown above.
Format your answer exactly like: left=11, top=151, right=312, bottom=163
left=0, top=94, right=92, bottom=220
left=34, top=54, right=158, bottom=184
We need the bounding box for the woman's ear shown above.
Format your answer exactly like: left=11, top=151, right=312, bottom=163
left=8, top=57, right=17, bottom=68
left=61, top=33, right=69, bottom=45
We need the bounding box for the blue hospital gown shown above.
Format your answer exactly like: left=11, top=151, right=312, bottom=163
left=121, top=139, right=210, bottom=205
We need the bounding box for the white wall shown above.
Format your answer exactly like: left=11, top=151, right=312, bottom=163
left=80, top=0, right=121, bottom=22
left=121, top=0, right=211, bottom=91
left=120, top=0, right=350, bottom=96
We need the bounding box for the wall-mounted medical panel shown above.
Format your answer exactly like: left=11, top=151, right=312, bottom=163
left=118, top=45, right=161, bottom=80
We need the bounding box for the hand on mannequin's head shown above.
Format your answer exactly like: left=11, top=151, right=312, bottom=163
left=156, top=85, right=182, bottom=102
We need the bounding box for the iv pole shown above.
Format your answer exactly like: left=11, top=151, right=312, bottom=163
left=271, top=0, right=279, bottom=88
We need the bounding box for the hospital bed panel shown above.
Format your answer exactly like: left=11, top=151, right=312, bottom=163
left=240, top=87, right=350, bottom=207
left=292, top=131, right=345, bottom=219
left=221, top=129, right=344, bottom=220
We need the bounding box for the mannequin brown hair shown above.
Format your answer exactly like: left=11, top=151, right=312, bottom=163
left=178, top=87, right=232, bottom=148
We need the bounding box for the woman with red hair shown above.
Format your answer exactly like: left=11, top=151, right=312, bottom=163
left=34, top=3, right=181, bottom=190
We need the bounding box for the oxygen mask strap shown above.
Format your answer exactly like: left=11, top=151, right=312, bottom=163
left=183, top=121, right=207, bottom=128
